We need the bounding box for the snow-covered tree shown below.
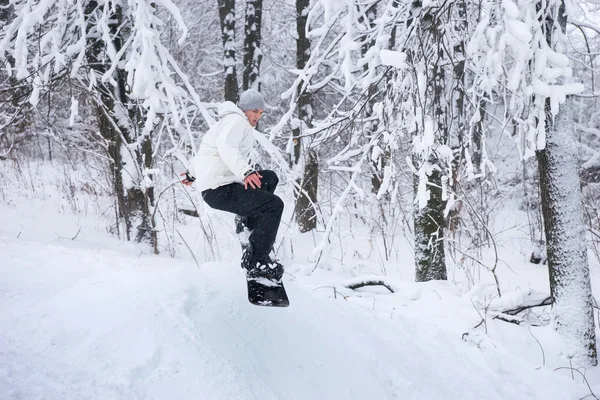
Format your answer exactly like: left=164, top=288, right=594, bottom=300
left=290, top=0, right=318, bottom=233
left=468, top=0, right=597, bottom=365
left=243, top=0, right=263, bottom=90
left=218, top=0, right=239, bottom=102
left=536, top=1, right=597, bottom=367
left=0, top=0, right=207, bottom=251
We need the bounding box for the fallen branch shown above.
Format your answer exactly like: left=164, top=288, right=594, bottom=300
left=466, top=291, right=553, bottom=337
left=344, top=279, right=395, bottom=294
left=496, top=295, right=554, bottom=316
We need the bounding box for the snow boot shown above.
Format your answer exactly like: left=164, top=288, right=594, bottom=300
left=241, top=244, right=284, bottom=281
left=235, top=215, right=251, bottom=250
left=247, top=258, right=285, bottom=282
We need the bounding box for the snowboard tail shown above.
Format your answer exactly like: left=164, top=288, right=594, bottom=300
left=247, top=276, right=289, bottom=307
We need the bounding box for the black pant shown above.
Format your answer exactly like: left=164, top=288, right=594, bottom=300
left=202, top=170, right=283, bottom=262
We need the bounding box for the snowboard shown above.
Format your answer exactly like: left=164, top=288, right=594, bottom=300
left=246, top=276, right=289, bottom=307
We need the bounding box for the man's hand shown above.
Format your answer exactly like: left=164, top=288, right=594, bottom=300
left=244, top=171, right=263, bottom=189
left=180, top=172, right=195, bottom=186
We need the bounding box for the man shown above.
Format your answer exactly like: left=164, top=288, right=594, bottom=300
left=182, top=89, right=284, bottom=281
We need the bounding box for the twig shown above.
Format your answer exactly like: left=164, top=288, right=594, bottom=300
left=528, top=326, right=546, bottom=366
left=554, top=366, right=599, bottom=399
left=70, top=227, right=82, bottom=240
left=312, top=286, right=348, bottom=300
left=55, top=227, right=82, bottom=241
left=470, top=298, right=488, bottom=334
left=176, top=228, right=200, bottom=268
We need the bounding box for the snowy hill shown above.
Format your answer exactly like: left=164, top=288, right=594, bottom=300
left=0, top=218, right=595, bottom=400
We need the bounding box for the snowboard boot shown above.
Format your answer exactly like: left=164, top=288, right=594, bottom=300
left=241, top=244, right=254, bottom=271
left=240, top=240, right=283, bottom=281
left=247, top=258, right=285, bottom=282
left=235, top=215, right=251, bottom=251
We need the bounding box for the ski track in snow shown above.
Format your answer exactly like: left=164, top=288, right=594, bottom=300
left=0, top=235, right=583, bottom=400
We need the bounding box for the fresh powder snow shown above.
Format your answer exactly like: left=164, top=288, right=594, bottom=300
left=0, top=196, right=597, bottom=400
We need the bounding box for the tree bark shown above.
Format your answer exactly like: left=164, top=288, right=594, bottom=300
left=534, top=0, right=597, bottom=367
left=218, top=0, right=239, bottom=102
left=292, top=0, right=318, bottom=233
left=242, top=0, right=263, bottom=91
left=537, top=97, right=597, bottom=365
left=414, top=168, right=447, bottom=281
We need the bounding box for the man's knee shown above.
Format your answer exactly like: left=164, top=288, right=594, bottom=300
left=272, top=195, right=284, bottom=214
left=260, top=170, right=279, bottom=188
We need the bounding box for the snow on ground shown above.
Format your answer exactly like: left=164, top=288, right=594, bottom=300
left=0, top=202, right=597, bottom=400
left=1, top=158, right=600, bottom=399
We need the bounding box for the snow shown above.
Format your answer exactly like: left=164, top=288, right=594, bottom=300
left=0, top=230, right=587, bottom=400
left=379, top=49, right=407, bottom=69
left=2, top=0, right=600, bottom=397
left=0, top=160, right=598, bottom=400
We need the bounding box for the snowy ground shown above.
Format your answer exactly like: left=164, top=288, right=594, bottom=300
left=0, top=204, right=598, bottom=400
left=1, top=159, right=600, bottom=399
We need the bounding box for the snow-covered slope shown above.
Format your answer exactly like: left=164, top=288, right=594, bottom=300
left=0, top=231, right=591, bottom=400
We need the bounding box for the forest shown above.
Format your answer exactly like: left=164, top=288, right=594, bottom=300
left=1, top=0, right=600, bottom=371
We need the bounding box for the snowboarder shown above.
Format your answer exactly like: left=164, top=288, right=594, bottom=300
left=182, top=89, right=284, bottom=282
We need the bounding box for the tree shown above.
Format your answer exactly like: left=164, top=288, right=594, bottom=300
left=218, top=0, right=239, bottom=102
left=535, top=1, right=597, bottom=366
left=468, top=0, right=597, bottom=365
left=1, top=0, right=203, bottom=253
left=403, top=2, right=450, bottom=282
left=0, top=0, right=34, bottom=157
left=84, top=1, right=157, bottom=248
left=359, top=2, right=386, bottom=194
left=243, top=0, right=263, bottom=90
left=291, top=0, right=318, bottom=233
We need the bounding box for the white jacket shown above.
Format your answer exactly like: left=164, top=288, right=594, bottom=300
left=189, top=102, right=255, bottom=191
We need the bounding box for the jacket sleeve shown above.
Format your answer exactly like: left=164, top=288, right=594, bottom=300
left=215, top=116, right=254, bottom=180
left=187, top=153, right=199, bottom=179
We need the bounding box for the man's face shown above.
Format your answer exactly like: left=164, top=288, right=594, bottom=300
left=244, top=109, right=264, bottom=127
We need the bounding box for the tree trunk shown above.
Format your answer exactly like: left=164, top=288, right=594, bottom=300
left=412, top=6, right=448, bottom=282
left=218, top=0, right=239, bottom=102
left=534, top=0, right=597, bottom=367
left=414, top=168, right=447, bottom=281
left=242, top=0, right=263, bottom=91
left=292, top=0, right=318, bottom=232
left=358, top=3, right=386, bottom=194
left=0, top=0, right=30, bottom=140
left=537, top=97, right=597, bottom=366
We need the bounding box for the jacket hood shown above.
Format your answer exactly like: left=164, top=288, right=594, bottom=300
left=218, top=101, right=247, bottom=119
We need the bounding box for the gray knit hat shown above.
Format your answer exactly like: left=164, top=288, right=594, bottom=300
left=238, top=89, right=266, bottom=111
